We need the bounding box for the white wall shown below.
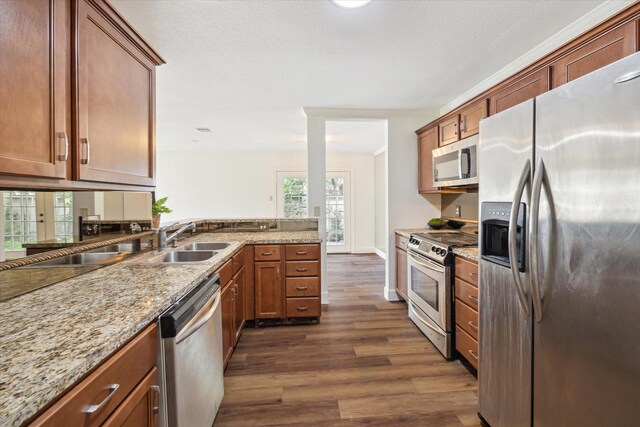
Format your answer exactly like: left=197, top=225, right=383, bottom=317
left=374, top=149, right=386, bottom=255
left=156, top=150, right=376, bottom=253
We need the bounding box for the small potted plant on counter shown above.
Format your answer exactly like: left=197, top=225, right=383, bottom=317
left=152, top=196, right=172, bottom=229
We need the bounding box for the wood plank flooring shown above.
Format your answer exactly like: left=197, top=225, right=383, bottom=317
left=214, top=254, right=480, bottom=426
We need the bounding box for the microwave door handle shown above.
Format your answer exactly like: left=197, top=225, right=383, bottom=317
left=409, top=253, right=445, bottom=273
left=458, top=149, right=463, bottom=179
left=509, top=159, right=531, bottom=317
left=459, top=148, right=471, bottom=179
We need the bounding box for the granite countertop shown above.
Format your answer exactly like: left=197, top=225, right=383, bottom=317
left=453, top=247, right=479, bottom=262
left=0, top=230, right=320, bottom=427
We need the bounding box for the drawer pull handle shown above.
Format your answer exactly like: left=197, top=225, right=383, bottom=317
left=85, top=383, right=120, bottom=414
left=468, top=349, right=479, bottom=361
left=296, top=250, right=308, bottom=255
left=297, top=306, right=309, bottom=311
left=261, top=252, right=273, bottom=256
left=296, top=267, right=308, bottom=272
left=151, top=385, right=160, bottom=413
left=468, top=295, right=479, bottom=303
left=469, top=272, right=478, bottom=278
left=296, top=286, right=308, bottom=291
left=468, top=321, right=478, bottom=331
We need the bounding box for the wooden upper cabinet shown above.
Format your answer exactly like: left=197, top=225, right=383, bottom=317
left=459, top=99, right=487, bottom=139
left=418, top=127, right=438, bottom=194
left=551, top=21, right=637, bottom=88
left=0, top=0, right=70, bottom=179
left=75, top=0, right=162, bottom=187
left=489, top=67, right=550, bottom=115
left=438, top=115, right=460, bottom=146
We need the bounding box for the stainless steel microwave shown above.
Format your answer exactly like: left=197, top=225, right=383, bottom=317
left=432, top=134, right=479, bottom=188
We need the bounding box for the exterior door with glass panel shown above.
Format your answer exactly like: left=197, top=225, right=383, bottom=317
left=276, top=171, right=352, bottom=253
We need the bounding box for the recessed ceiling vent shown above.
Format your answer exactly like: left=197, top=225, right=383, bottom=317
left=196, top=127, right=213, bottom=133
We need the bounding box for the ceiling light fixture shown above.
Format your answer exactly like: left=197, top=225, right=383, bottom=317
left=332, top=0, right=372, bottom=9
left=196, top=127, right=213, bottom=133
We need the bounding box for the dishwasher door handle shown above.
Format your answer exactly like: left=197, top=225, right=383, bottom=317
left=176, top=292, right=221, bottom=344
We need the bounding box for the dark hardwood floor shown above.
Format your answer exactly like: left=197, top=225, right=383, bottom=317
left=214, top=254, right=480, bottom=426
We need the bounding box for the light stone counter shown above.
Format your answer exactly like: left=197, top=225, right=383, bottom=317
left=453, top=247, right=480, bottom=262
left=0, top=230, right=320, bottom=427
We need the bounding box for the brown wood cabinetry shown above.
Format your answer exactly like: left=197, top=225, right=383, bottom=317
left=395, top=233, right=408, bottom=301
left=31, top=324, right=158, bottom=427
left=0, top=0, right=70, bottom=180
left=254, top=245, right=282, bottom=262
left=459, top=99, right=487, bottom=139
left=0, top=0, right=164, bottom=190
left=488, top=67, right=550, bottom=115
left=220, top=278, right=235, bottom=366
left=219, top=256, right=245, bottom=367
left=454, top=257, right=479, bottom=371
left=551, top=21, right=637, bottom=88
left=417, top=127, right=438, bottom=194
left=233, top=268, right=245, bottom=342
left=254, top=260, right=284, bottom=319
left=438, top=115, right=460, bottom=146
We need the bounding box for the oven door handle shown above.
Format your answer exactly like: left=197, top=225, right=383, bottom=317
left=409, top=252, right=445, bottom=273
left=409, top=301, right=446, bottom=337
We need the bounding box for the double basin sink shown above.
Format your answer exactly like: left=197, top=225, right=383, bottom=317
left=140, top=242, right=232, bottom=264
left=21, top=242, right=231, bottom=269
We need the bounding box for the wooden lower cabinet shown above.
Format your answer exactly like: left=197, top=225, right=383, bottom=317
left=395, top=233, right=408, bottom=301
left=233, top=268, right=245, bottom=343
left=454, top=256, right=479, bottom=372
left=30, top=324, right=158, bottom=427
left=254, top=260, right=284, bottom=319
left=221, top=280, right=235, bottom=366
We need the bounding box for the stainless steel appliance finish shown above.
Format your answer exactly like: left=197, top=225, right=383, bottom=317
left=478, top=100, right=534, bottom=427
left=432, top=134, right=479, bottom=188
left=407, top=232, right=478, bottom=358
left=159, top=274, right=224, bottom=427
left=479, top=52, right=640, bottom=427
left=531, top=51, right=640, bottom=427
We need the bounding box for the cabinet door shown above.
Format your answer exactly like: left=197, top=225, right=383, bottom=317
left=254, top=261, right=284, bottom=319
left=102, top=368, right=159, bottom=427
left=76, top=0, right=156, bottom=186
left=551, top=21, right=637, bottom=88
left=233, top=269, right=245, bottom=344
left=489, top=67, right=550, bottom=115
left=0, top=0, right=70, bottom=179
left=221, top=283, right=234, bottom=366
left=438, top=115, right=460, bottom=146
left=418, top=127, right=438, bottom=194
left=396, top=248, right=408, bottom=300
left=459, top=99, right=487, bottom=139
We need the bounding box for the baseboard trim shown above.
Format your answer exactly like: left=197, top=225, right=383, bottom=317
left=352, top=247, right=376, bottom=254
left=384, top=285, right=401, bottom=302
left=374, top=248, right=386, bottom=260
left=321, top=290, right=330, bottom=304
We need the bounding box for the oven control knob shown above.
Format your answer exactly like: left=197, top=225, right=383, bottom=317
left=431, top=245, right=436, bottom=252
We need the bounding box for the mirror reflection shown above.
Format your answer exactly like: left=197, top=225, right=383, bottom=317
left=1, top=191, right=152, bottom=262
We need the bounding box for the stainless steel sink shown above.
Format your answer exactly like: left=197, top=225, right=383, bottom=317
left=180, top=242, right=232, bottom=251
left=88, top=243, right=134, bottom=253
left=145, top=250, right=217, bottom=264
left=22, top=252, right=119, bottom=268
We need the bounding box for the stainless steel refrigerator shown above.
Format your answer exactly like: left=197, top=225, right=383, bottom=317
left=478, top=51, right=640, bottom=427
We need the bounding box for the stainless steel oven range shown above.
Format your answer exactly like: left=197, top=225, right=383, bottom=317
left=407, top=232, right=478, bottom=358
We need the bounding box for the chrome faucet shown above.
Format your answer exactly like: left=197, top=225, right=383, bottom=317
left=158, top=222, right=196, bottom=251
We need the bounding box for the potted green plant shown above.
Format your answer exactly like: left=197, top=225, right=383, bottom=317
left=152, top=196, right=172, bottom=228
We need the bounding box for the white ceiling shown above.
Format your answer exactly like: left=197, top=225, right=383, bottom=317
left=111, top=0, right=609, bottom=153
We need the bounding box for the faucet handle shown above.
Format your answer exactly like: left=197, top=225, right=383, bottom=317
left=158, top=221, right=178, bottom=232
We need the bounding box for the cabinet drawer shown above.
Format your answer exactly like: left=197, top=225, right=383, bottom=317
left=455, top=256, right=478, bottom=287
left=455, top=277, right=478, bottom=310
left=286, top=297, right=321, bottom=317
left=286, top=261, right=319, bottom=277
left=286, top=277, right=320, bottom=297
left=285, top=244, right=320, bottom=260
left=232, top=248, right=244, bottom=274
left=455, top=299, right=479, bottom=340
left=218, top=259, right=233, bottom=287
left=254, top=245, right=282, bottom=261
left=395, top=234, right=409, bottom=250
left=31, top=324, right=157, bottom=427
left=456, top=325, right=479, bottom=370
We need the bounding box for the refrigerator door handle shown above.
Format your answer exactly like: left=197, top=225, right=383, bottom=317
left=530, top=157, right=545, bottom=322
left=509, top=159, right=531, bottom=316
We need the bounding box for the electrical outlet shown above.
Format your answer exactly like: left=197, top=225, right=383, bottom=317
left=455, top=205, right=461, bottom=217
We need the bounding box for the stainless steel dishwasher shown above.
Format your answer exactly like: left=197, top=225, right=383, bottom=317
left=159, top=273, right=224, bottom=427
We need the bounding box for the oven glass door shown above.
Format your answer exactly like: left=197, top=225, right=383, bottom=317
left=407, top=251, right=449, bottom=331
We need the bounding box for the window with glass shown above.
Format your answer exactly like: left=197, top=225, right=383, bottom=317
left=326, top=177, right=345, bottom=246
left=3, top=191, right=37, bottom=251
left=283, top=178, right=308, bottom=218
left=53, top=192, right=73, bottom=240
